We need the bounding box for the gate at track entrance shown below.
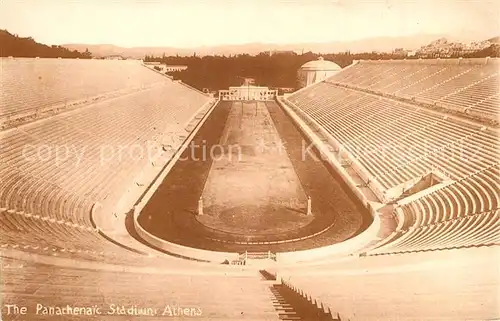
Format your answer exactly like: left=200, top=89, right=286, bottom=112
left=231, top=251, right=277, bottom=266
left=219, top=85, right=277, bottom=101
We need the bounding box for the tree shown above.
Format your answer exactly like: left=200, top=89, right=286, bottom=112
left=0, top=29, right=93, bottom=58
left=144, top=44, right=498, bottom=92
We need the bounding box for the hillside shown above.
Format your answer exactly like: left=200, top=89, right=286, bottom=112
left=0, top=29, right=92, bottom=58
left=487, top=36, right=500, bottom=44
left=63, top=34, right=445, bottom=58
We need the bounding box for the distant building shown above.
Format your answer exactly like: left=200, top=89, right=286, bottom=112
left=277, top=87, right=295, bottom=93
left=392, top=48, right=417, bottom=57
left=263, top=50, right=296, bottom=56
left=164, top=65, right=188, bottom=72
left=242, top=78, right=255, bottom=86
left=407, top=50, right=417, bottom=57
left=416, top=37, right=494, bottom=58
left=142, top=62, right=188, bottom=73
left=104, top=55, right=124, bottom=60
left=297, top=57, right=342, bottom=88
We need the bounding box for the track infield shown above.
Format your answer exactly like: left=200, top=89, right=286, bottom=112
left=197, top=101, right=313, bottom=235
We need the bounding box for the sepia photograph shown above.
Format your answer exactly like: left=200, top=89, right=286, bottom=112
left=0, top=0, right=499, bottom=320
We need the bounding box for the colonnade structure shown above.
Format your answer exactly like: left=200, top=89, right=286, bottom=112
left=219, top=85, right=277, bottom=101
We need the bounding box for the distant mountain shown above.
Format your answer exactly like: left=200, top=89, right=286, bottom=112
left=0, top=29, right=92, bottom=58
left=63, top=34, right=446, bottom=58
left=487, top=36, right=500, bottom=44
left=61, top=44, right=179, bottom=59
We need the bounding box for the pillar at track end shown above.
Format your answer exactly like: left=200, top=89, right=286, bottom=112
left=198, top=197, right=204, bottom=216
left=306, top=196, right=312, bottom=216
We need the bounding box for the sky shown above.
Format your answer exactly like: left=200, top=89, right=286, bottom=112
left=0, top=0, right=498, bottom=48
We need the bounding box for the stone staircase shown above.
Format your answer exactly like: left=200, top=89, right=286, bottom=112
left=269, top=283, right=337, bottom=321
left=260, top=270, right=337, bottom=321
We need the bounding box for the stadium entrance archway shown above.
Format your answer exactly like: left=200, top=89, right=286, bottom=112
left=219, top=85, right=277, bottom=101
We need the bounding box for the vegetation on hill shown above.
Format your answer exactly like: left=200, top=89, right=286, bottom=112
left=0, top=29, right=92, bottom=58
left=144, top=51, right=418, bottom=91
left=145, top=45, right=499, bottom=92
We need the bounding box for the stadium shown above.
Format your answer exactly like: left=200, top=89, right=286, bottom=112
left=1, top=1, right=500, bottom=318
left=1, top=53, right=499, bottom=320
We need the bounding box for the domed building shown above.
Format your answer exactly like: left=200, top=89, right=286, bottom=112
left=297, top=57, right=342, bottom=88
